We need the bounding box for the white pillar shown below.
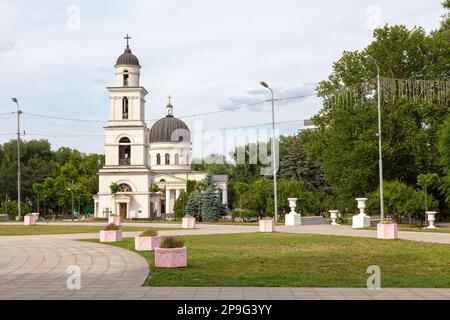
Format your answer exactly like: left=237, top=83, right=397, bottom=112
left=222, top=188, right=228, bottom=205
left=175, top=189, right=180, bottom=200
left=166, top=189, right=171, bottom=213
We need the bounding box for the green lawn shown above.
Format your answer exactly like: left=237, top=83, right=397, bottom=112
left=94, top=233, right=450, bottom=288
left=0, top=225, right=177, bottom=236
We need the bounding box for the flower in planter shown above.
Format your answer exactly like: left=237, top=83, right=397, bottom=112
left=138, top=228, right=158, bottom=237
left=160, top=236, right=185, bottom=248
left=104, top=223, right=120, bottom=231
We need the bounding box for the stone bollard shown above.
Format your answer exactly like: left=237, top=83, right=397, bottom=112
left=285, top=198, right=301, bottom=226
left=352, top=197, right=371, bottom=228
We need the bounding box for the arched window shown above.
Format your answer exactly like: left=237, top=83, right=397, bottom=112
left=119, top=137, right=131, bottom=165
left=118, top=183, right=132, bottom=192
left=156, top=153, right=161, bottom=165
left=174, top=153, right=179, bottom=165
left=122, top=97, right=129, bottom=119
left=123, top=70, right=129, bottom=86
left=165, top=153, right=170, bottom=165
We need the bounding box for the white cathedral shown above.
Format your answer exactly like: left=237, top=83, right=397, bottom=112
left=93, top=38, right=228, bottom=220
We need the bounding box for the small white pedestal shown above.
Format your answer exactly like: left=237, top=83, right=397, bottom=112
left=426, top=211, right=437, bottom=229
left=285, top=213, right=302, bottom=226
left=352, top=214, right=371, bottom=228
left=285, top=198, right=301, bottom=226
left=352, top=197, right=371, bottom=229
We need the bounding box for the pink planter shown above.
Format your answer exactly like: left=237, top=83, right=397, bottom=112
left=24, top=215, right=36, bottom=226
left=99, top=230, right=123, bottom=242
left=182, top=217, right=196, bottom=229
left=377, top=223, right=398, bottom=240
left=155, top=247, right=187, bottom=268
left=108, top=216, right=121, bottom=226
left=135, top=236, right=161, bottom=251
left=259, top=219, right=275, bottom=232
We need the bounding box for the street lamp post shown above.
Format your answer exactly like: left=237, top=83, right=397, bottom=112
left=365, top=55, right=385, bottom=221
left=68, top=186, right=74, bottom=221
left=260, top=81, right=278, bottom=223
left=11, top=98, right=22, bottom=221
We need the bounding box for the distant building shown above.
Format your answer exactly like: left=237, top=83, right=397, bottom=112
left=302, top=119, right=317, bottom=130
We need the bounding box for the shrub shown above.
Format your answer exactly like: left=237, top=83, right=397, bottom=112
left=139, top=228, right=158, bottom=237
left=160, top=236, right=184, bottom=248
left=104, top=223, right=120, bottom=231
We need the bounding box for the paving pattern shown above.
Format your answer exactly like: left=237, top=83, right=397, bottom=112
left=1, top=222, right=450, bottom=300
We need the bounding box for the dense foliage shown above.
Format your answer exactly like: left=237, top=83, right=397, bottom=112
left=0, top=139, right=104, bottom=218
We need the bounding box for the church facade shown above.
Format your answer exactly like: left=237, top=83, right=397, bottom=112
left=93, top=40, right=227, bottom=220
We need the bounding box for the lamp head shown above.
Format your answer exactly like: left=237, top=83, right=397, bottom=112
left=260, top=81, right=269, bottom=88
left=11, top=97, right=18, bottom=103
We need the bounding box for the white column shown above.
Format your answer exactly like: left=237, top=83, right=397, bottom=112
left=166, top=189, right=171, bottom=213
left=222, top=188, right=227, bottom=205
left=175, top=189, right=180, bottom=200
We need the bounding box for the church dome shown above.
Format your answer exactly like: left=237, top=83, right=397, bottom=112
left=116, top=47, right=140, bottom=66
left=149, top=104, right=190, bottom=143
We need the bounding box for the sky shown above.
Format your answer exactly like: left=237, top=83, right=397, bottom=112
left=0, top=0, right=447, bottom=156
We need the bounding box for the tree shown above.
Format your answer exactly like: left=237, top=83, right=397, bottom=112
left=185, top=193, right=201, bottom=220
left=201, top=186, right=226, bottom=222
left=438, top=114, right=450, bottom=204
left=174, top=191, right=189, bottom=219
left=307, top=14, right=450, bottom=212
left=417, top=173, right=439, bottom=214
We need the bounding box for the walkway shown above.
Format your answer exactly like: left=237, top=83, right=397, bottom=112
left=1, top=222, right=450, bottom=300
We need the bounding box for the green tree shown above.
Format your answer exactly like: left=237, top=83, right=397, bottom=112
left=417, top=173, right=439, bottom=213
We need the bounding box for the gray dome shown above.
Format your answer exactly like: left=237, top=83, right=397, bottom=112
left=149, top=113, right=190, bottom=143
left=116, top=47, right=140, bottom=66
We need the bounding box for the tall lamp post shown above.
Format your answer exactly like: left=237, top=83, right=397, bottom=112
left=365, top=55, right=385, bottom=221
left=260, top=81, right=278, bottom=223
left=11, top=98, right=22, bottom=221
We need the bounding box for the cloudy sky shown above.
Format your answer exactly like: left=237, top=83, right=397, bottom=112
left=0, top=0, right=446, bottom=155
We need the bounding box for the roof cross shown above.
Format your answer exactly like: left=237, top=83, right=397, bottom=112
left=167, top=95, right=172, bottom=105
left=124, top=34, right=131, bottom=47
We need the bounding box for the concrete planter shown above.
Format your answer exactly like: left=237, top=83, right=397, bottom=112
left=99, top=230, right=122, bottom=242
left=182, top=217, right=196, bottom=229
left=259, top=219, right=275, bottom=232
left=377, top=223, right=398, bottom=239
left=24, top=215, right=36, bottom=226
left=134, top=236, right=161, bottom=251
left=108, top=216, right=121, bottom=226
left=155, top=247, right=187, bottom=268
left=426, top=211, right=437, bottom=229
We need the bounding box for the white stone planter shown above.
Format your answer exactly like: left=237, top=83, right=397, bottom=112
left=285, top=198, right=301, bottom=226
left=135, top=236, right=161, bottom=251
left=108, top=215, right=121, bottom=226
left=426, top=211, right=437, bottom=229
left=182, top=217, right=196, bottom=229
left=352, top=197, right=371, bottom=228
left=24, top=215, right=36, bottom=226
left=259, top=219, right=275, bottom=232
left=99, top=230, right=122, bottom=242
left=329, top=210, right=339, bottom=226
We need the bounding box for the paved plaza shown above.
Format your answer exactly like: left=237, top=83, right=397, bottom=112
left=1, top=222, right=450, bottom=300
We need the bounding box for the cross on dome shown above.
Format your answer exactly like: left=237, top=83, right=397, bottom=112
left=124, top=34, right=131, bottom=48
